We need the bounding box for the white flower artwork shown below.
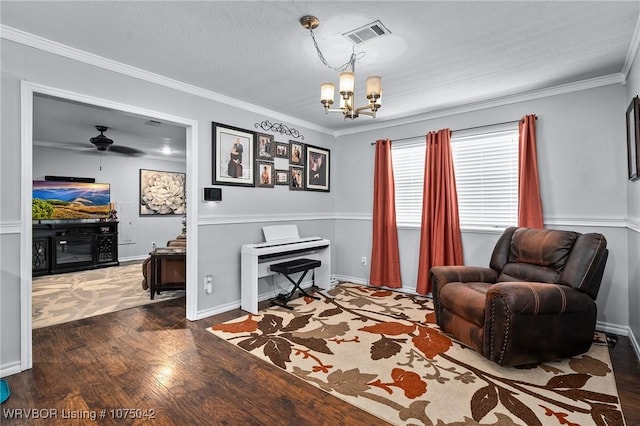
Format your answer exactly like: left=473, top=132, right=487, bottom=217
left=139, top=169, right=186, bottom=215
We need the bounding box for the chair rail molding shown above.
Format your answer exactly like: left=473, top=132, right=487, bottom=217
left=0, top=221, right=21, bottom=235
left=198, top=212, right=335, bottom=226
left=626, top=216, right=640, bottom=233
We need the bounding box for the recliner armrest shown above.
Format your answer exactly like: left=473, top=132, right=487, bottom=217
left=430, top=266, right=498, bottom=286
left=484, top=281, right=597, bottom=366
left=486, top=281, right=593, bottom=315
left=431, top=266, right=498, bottom=325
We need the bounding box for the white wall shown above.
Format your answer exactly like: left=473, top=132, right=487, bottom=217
left=0, top=38, right=335, bottom=373
left=333, top=84, right=630, bottom=332
left=33, top=145, right=186, bottom=259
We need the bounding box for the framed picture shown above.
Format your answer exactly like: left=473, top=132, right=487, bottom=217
left=275, top=142, right=289, bottom=159
left=257, top=133, right=275, bottom=160
left=626, top=95, right=640, bottom=181
left=289, top=166, right=304, bottom=191
left=139, top=169, right=186, bottom=215
left=275, top=169, right=289, bottom=186
left=256, top=161, right=275, bottom=188
left=305, top=144, right=330, bottom=192
left=289, top=140, right=304, bottom=165
left=212, top=122, right=255, bottom=187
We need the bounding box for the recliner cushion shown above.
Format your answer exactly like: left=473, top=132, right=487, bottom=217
left=438, top=282, right=490, bottom=327
left=498, top=263, right=560, bottom=284
left=510, top=228, right=579, bottom=271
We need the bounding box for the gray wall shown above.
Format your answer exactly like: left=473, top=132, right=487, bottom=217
left=2, top=35, right=638, bottom=373
left=33, top=145, right=186, bottom=259
left=0, top=38, right=335, bottom=373
left=626, top=44, right=640, bottom=350
left=333, top=84, right=630, bottom=332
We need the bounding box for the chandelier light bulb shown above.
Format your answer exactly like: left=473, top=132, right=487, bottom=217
left=301, top=15, right=383, bottom=120
left=320, top=83, right=335, bottom=106
left=366, top=75, right=382, bottom=99
left=339, top=72, right=355, bottom=97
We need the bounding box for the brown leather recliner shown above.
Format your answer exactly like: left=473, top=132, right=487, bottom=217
left=141, top=236, right=186, bottom=291
left=430, top=227, right=608, bottom=366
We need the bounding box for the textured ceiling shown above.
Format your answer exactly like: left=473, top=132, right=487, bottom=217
left=2, top=1, right=639, bottom=142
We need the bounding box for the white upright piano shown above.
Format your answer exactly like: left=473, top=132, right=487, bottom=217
left=241, top=225, right=331, bottom=314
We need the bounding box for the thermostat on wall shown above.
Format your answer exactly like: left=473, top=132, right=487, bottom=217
left=203, top=187, right=222, bottom=202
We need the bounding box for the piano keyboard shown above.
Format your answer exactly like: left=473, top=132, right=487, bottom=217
left=249, top=237, right=323, bottom=249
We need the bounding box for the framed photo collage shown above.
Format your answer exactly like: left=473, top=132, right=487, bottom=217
left=212, top=122, right=330, bottom=192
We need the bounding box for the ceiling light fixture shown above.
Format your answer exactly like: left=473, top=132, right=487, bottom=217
left=300, top=15, right=382, bottom=120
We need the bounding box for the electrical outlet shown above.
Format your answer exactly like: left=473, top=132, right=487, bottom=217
left=361, top=256, right=367, bottom=266
left=204, top=275, right=213, bottom=293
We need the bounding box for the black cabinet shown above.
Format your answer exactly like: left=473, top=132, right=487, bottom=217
left=33, top=222, right=119, bottom=276
left=32, top=238, right=50, bottom=273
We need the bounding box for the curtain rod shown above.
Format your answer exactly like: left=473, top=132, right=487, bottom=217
left=369, top=117, right=535, bottom=145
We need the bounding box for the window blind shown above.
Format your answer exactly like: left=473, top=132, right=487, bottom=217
left=391, top=125, right=519, bottom=230
left=391, top=138, right=425, bottom=225
left=451, top=128, right=519, bottom=229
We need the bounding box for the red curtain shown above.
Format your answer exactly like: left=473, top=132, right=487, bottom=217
left=416, top=129, right=463, bottom=294
left=370, top=139, right=402, bottom=288
left=518, top=115, right=544, bottom=228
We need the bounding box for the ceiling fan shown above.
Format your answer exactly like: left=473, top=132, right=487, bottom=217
left=90, top=125, right=144, bottom=156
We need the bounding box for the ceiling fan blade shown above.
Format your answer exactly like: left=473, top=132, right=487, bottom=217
left=108, top=145, right=145, bottom=156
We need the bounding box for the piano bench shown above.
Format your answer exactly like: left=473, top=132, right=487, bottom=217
left=270, top=258, right=321, bottom=310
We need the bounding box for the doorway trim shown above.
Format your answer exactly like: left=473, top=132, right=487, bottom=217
left=20, top=80, right=199, bottom=370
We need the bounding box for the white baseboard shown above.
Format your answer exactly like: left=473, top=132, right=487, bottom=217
left=628, top=328, right=640, bottom=362
left=596, top=321, right=629, bottom=336
left=0, top=361, right=22, bottom=378
left=118, top=255, right=148, bottom=263
left=194, top=300, right=241, bottom=320
left=194, top=280, right=316, bottom=320
left=333, top=274, right=368, bottom=285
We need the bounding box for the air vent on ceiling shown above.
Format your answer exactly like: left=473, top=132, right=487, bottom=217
left=145, top=119, right=162, bottom=127
left=342, top=20, right=391, bottom=45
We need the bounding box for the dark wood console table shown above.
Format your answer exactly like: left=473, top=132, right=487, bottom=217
left=32, top=221, right=119, bottom=276
left=149, top=247, right=186, bottom=299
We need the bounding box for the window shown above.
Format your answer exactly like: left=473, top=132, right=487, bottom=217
left=392, top=138, right=425, bottom=225
left=451, top=126, right=519, bottom=229
left=392, top=124, right=519, bottom=229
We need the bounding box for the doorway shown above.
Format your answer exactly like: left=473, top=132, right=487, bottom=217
left=20, top=81, right=199, bottom=370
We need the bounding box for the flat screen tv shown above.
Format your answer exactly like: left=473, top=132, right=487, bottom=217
left=32, top=180, right=111, bottom=220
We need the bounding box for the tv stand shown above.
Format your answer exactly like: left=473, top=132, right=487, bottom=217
left=32, top=222, right=119, bottom=276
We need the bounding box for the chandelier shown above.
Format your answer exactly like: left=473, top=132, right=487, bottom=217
left=300, top=16, right=382, bottom=120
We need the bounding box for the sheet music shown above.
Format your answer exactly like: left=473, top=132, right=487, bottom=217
left=263, top=225, right=299, bottom=242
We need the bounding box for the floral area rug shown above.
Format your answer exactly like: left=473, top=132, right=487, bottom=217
left=207, top=283, right=625, bottom=425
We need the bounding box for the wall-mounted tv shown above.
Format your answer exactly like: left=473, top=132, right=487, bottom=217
left=32, top=180, right=111, bottom=220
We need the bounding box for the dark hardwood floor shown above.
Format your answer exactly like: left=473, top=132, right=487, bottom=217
left=2, top=297, right=639, bottom=425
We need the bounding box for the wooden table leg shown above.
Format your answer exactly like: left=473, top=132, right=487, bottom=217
left=150, top=255, right=157, bottom=300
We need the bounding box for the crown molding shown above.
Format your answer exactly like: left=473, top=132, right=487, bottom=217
left=622, top=10, right=640, bottom=80
left=335, top=74, right=625, bottom=137
left=3, top=25, right=630, bottom=142
left=0, top=24, right=334, bottom=136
